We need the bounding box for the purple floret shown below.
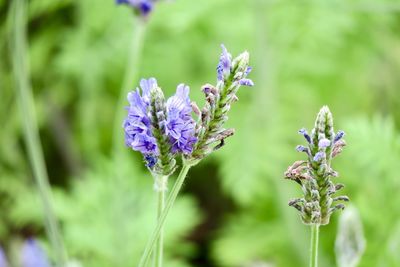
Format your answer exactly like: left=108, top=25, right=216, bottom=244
left=166, top=84, right=197, bottom=154
left=124, top=78, right=158, bottom=155
left=318, top=138, right=331, bottom=148
left=217, top=44, right=232, bottom=81
left=217, top=45, right=254, bottom=86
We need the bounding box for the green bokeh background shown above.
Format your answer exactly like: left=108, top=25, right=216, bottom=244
left=1, top=0, right=400, bottom=266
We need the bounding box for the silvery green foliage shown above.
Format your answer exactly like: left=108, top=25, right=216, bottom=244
left=335, top=206, right=366, bottom=267
left=285, top=106, right=348, bottom=225
left=187, top=45, right=253, bottom=164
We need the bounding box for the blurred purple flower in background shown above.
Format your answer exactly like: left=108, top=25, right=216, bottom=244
left=21, top=239, right=50, bottom=267
left=116, top=0, right=154, bottom=16
left=0, top=246, right=8, bottom=267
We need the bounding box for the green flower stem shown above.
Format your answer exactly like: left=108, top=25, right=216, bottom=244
left=139, top=163, right=192, bottom=267
left=310, top=224, right=320, bottom=267
left=154, top=176, right=167, bottom=267
left=10, top=0, right=67, bottom=265
left=112, top=18, right=146, bottom=155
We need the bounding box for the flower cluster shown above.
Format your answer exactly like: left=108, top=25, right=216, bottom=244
left=285, top=106, right=348, bottom=225
left=124, top=78, right=196, bottom=176
left=187, top=44, right=253, bottom=162
left=0, top=239, right=50, bottom=267
left=123, top=45, right=253, bottom=175
left=116, top=0, right=156, bottom=16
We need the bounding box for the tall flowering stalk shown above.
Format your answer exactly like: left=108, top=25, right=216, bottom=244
left=285, top=106, right=348, bottom=267
left=9, top=0, right=66, bottom=265
left=124, top=78, right=196, bottom=267
left=134, top=45, right=253, bottom=267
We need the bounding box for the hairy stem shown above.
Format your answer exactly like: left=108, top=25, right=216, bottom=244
left=10, top=0, right=67, bottom=265
left=138, top=163, right=192, bottom=267
left=310, top=224, right=320, bottom=267
left=154, top=176, right=167, bottom=267
left=112, top=19, right=146, bottom=155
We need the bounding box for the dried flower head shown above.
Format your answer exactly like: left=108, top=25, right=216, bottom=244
left=186, top=45, right=253, bottom=163
left=116, top=0, right=155, bottom=16
left=124, top=78, right=197, bottom=176
left=285, top=106, right=348, bottom=225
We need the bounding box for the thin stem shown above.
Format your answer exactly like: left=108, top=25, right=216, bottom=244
left=9, top=0, right=67, bottom=266
left=112, top=18, right=146, bottom=155
left=138, top=163, right=192, bottom=267
left=310, top=224, right=320, bottom=267
left=154, top=176, right=167, bottom=267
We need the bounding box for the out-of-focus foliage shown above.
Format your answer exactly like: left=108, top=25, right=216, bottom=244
left=54, top=156, right=200, bottom=267
left=1, top=0, right=400, bottom=266
left=335, top=206, right=366, bottom=267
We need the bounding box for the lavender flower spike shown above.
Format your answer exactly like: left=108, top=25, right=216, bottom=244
left=21, top=239, right=50, bottom=267
left=116, top=0, right=154, bottom=16
left=124, top=78, right=199, bottom=176
left=187, top=45, right=253, bottom=163
left=285, top=106, right=348, bottom=225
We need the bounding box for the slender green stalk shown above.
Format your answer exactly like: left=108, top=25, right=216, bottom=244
left=310, top=224, right=320, bottom=267
left=112, top=18, right=146, bottom=155
left=154, top=176, right=167, bottom=267
left=9, top=0, right=67, bottom=265
left=138, top=163, right=192, bottom=267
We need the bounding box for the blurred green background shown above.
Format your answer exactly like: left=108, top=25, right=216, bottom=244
left=1, top=0, right=400, bottom=266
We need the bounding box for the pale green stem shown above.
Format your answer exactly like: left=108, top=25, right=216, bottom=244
left=310, top=224, right=320, bottom=267
left=9, top=0, right=67, bottom=265
left=154, top=176, right=167, bottom=267
left=112, top=18, right=146, bottom=155
left=138, top=163, right=192, bottom=267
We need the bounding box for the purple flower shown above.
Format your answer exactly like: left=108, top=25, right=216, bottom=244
left=318, top=138, right=331, bottom=148
left=166, top=84, right=197, bottom=154
left=298, top=128, right=311, bottom=143
left=116, top=0, right=154, bottom=16
left=313, top=152, right=325, bottom=162
left=124, top=78, right=158, bottom=155
left=216, top=44, right=254, bottom=87
left=239, top=79, right=254, bottom=86
left=334, top=130, right=345, bottom=143
left=0, top=247, right=8, bottom=267
left=124, top=78, right=197, bottom=161
left=21, top=239, right=50, bottom=267
left=296, top=145, right=309, bottom=153
left=217, top=44, right=232, bottom=81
